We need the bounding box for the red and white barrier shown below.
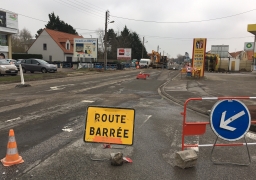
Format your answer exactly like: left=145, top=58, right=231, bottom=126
left=181, top=97, right=256, bottom=151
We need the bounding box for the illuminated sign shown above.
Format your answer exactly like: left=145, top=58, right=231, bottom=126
left=117, top=48, right=132, bottom=60
left=84, top=106, right=135, bottom=145
left=192, top=38, right=207, bottom=77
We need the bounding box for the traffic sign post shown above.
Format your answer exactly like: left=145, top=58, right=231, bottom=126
left=181, top=97, right=256, bottom=166
left=84, top=106, right=135, bottom=161
left=210, top=99, right=251, bottom=141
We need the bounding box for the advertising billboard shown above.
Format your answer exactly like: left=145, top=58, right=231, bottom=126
left=117, top=48, right=132, bottom=60
left=192, top=38, right=207, bottom=77
left=73, top=38, right=98, bottom=59
left=211, top=45, right=229, bottom=58
left=0, top=10, right=18, bottom=29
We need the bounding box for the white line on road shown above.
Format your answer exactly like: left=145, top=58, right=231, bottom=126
left=48, top=84, right=75, bottom=91
left=5, top=117, right=21, bottom=122
left=139, top=115, right=152, bottom=128
left=81, top=100, right=95, bottom=103
left=171, top=130, right=178, bottom=147
left=187, top=139, right=199, bottom=152
left=246, top=132, right=256, bottom=140
left=62, top=126, right=73, bottom=132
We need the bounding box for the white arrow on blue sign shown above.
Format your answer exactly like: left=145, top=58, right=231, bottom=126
left=210, top=99, right=251, bottom=141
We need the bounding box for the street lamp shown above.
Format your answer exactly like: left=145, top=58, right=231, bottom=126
left=104, top=10, right=114, bottom=70
left=141, top=37, right=148, bottom=58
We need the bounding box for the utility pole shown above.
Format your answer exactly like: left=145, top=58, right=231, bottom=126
left=141, top=37, right=144, bottom=58
left=104, top=11, right=109, bottom=71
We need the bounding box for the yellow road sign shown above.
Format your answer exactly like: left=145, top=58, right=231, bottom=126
left=84, top=106, right=135, bottom=145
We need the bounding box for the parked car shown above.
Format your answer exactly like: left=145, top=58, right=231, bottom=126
left=15, top=59, right=23, bottom=70
left=6, top=59, right=17, bottom=65
left=0, top=59, right=18, bottom=76
left=21, top=59, right=57, bottom=73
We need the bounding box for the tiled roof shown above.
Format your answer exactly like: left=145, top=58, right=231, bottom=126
left=229, top=51, right=243, bottom=58
left=45, top=28, right=83, bottom=54
left=246, top=51, right=254, bottom=60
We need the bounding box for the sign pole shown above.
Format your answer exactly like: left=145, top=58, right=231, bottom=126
left=104, top=11, right=108, bottom=71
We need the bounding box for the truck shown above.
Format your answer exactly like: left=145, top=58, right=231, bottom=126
left=151, top=50, right=168, bottom=68
left=139, top=58, right=151, bottom=68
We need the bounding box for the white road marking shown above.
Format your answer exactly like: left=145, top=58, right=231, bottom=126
left=62, top=126, right=73, bottom=132
left=5, top=117, right=21, bottom=123
left=48, top=84, right=75, bottom=91
left=188, top=147, right=199, bottom=152
left=139, top=115, right=152, bottom=128
left=81, top=100, right=94, bottom=103
left=171, top=130, right=178, bottom=147
left=186, top=139, right=199, bottom=152
left=246, top=132, right=256, bottom=140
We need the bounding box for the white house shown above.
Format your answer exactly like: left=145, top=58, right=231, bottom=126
left=27, top=28, right=83, bottom=62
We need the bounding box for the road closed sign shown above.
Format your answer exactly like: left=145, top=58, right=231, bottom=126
left=84, top=106, right=135, bottom=145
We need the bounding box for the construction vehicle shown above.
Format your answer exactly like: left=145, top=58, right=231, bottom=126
left=150, top=50, right=168, bottom=68
left=205, top=53, right=220, bottom=72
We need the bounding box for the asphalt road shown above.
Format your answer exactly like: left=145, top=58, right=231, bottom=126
left=1, top=69, right=256, bottom=180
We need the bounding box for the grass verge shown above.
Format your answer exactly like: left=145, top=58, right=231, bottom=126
left=0, top=72, right=68, bottom=84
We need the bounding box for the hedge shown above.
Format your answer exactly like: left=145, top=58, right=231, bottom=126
left=12, top=54, right=43, bottom=60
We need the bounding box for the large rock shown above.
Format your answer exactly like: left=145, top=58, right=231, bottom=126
left=175, top=150, right=198, bottom=169
left=110, top=152, right=123, bottom=166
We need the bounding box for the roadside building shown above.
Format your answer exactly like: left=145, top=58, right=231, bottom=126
left=0, top=9, right=19, bottom=59
left=27, top=28, right=83, bottom=63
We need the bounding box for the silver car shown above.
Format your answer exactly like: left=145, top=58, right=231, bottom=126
left=21, top=59, right=57, bottom=73
left=0, top=59, right=18, bottom=76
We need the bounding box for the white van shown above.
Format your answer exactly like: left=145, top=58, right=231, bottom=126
left=139, top=59, right=151, bottom=68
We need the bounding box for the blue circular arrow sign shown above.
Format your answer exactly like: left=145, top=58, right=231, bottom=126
left=210, top=99, right=251, bottom=141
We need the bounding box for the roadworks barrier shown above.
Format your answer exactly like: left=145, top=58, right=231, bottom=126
left=136, top=72, right=150, bottom=80
left=1, top=129, right=24, bottom=166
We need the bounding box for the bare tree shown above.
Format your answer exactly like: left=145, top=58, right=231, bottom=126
left=19, top=28, right=32, bottom=43
left=177, top=54, right=184, bottom=64
left=96, top=28, right=105, bottom=59
left=11, top=33, right=23, bottom=53
left=11, top=28, right=33, bottom=53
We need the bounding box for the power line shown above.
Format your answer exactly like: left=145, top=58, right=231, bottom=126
left=73, top=0, right=106, bottom=14
left=5, top=8, right=254, bottom=41
left=64, top=0, right=105, bottom=17
left=55, top=0, right=104, bottom=19
left=74, top=28, right=97, bottom=31
left=141, top=34, right=254, bottom=40
left=0, top=8, right=48, bottom=23
left=111, top=9, right=256, bottom=24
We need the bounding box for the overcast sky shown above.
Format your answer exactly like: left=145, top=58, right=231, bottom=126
left=2, top=0, right=256, bottom=58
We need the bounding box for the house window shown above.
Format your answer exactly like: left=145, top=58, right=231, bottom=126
left=0, top=35, right=7, bottom=46
left=49, top=55, right=52, bottom=62
left=67, top=43, right=70, bottom=50
left=43, top=43, right=47, bottom=50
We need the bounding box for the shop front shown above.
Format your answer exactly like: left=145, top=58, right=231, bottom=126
left=0, top=9, right=19, bottom=59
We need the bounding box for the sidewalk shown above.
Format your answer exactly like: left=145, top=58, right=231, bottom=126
left=164, top=71, right=256, bottom=129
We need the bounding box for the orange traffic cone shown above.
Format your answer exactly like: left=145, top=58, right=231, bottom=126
left=1, top=129, right=24, bottom=166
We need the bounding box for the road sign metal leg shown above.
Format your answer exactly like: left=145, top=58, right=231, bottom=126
left=210, top=136, right=251, bottom=166
left=89, top=143, right=127, bottom=161
left=89, top=143, right=109, bottom=161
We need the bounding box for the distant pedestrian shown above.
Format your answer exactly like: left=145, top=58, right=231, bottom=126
left=186, top=65, right=192, bottom=77
left=0, top=53, right=5, bottom=59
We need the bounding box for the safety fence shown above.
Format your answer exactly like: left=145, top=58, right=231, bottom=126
left=181, top=97, right=256, bottom=151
